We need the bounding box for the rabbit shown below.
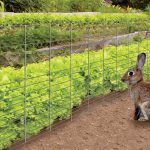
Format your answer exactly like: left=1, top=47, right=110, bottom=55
left=121, top=53, right=150, bottom=121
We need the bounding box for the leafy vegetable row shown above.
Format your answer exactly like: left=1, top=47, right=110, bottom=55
left=0, top=13, right=149, bottom=26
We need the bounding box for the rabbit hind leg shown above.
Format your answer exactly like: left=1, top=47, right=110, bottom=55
left=134, top=106, right=141, bottom=120
left=144, top=102, right=150, bottom=119
left=139, top=102, right=150, bottom=121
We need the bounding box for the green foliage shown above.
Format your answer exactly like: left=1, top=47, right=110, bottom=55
left=0, top=13, right=149, bottom=26
left=0, top=39, right=150, bottom=149
left=130, top=0, right=150, bottom=9
left=2, top=0, right=150, bottom=12
left=69, top=0, right=104, bottom=12
left=99, top=3, right=141, bottom=13
left=112, top=0, right=150, bottom=10
left=0, top=1, right=4, bottom=12
left=133, top=34, right=144, bottom=42
left=145, top=4, right=150, bottom=15
left=2, top=0, right=104, bottom=12
left=2, top=0, right=53, bottom=12
left=0, top=26, right=82, bottom=52
left=99, top=4, right=125, bottom=13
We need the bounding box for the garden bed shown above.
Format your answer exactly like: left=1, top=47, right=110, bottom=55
left=12, top=91, right=150, bottom=150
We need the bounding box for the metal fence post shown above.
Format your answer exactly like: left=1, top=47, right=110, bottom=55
left=127, top=22, right=130, bottom=69
left=24, top=25, right=27, bottom=143
left=137, top=31, right=140, bottom=54
left=146, top=33, right=149, bottom=79
left=102, top=14, right=107, bottom=100
left=87, top=22, right=90, bottom=110
left=70, top=22, right=72, bottom=121
left=115, top=24, right=118, bottom=94
left=49, top=23, right=52, bottom=131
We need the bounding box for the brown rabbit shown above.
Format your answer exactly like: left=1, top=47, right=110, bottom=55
left=121, top=53, right=150, bottom=121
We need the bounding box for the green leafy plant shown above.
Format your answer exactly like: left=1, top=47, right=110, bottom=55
left=0, top=13, right=149, bottom=26
left=2, top=0, right=150, bottom=13
left=3, top=0, right=53, bottom=12
left=0, top=1, right=4, bottom=12
left=100, top=4, right=125, bottom=13
left=145, top=4, right=150, bottom=15
left=2, top=0, right=104, bottom=12
left=68, top=0, right=104, bottom=12
left=0, top=27, right=82, bottom=52
left=133, top=34, right=144, bottom=42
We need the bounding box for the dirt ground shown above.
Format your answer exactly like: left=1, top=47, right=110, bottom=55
left=12, top=91, right=150, bottom=150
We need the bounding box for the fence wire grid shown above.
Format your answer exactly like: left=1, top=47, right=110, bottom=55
left=0, top=21, right=150, bottom=150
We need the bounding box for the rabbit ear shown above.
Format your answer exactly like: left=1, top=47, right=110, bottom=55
left=137, top=53, right=146, bottom=70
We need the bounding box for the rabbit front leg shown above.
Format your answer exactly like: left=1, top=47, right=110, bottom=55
left=139, top=102, right=149, bottom=121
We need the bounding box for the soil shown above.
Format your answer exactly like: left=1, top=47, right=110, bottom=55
left=12, top=91, right=150, bottom=150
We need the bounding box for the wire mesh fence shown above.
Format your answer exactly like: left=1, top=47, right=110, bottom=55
left=0, top=20, right=150, bottom=149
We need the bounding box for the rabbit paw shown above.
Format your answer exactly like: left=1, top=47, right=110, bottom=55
left=138, top=117, right=149, bottom=122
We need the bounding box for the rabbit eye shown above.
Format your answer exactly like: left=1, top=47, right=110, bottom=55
left=128, top=71, right=134, bottom=76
